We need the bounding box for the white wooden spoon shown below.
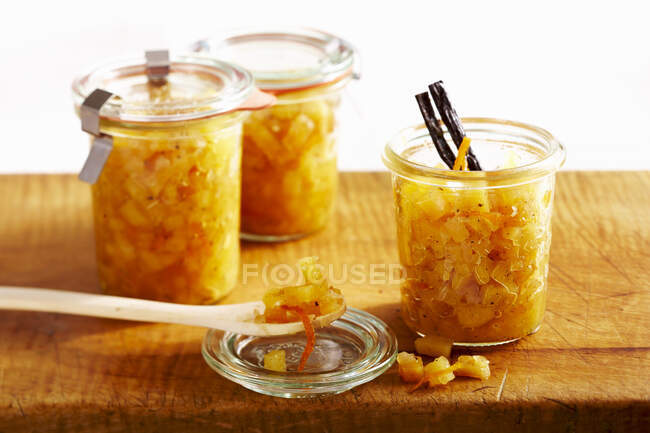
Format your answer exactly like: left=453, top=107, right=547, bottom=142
left=0, top=286, right=346, bottom=336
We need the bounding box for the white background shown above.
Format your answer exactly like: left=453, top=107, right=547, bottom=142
left=1, top=0, right=649, bottom=173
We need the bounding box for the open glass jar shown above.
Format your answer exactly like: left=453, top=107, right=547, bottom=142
left=383, top=119, right=566, bottom=345
left=194, top=28, right=359, bottom=241
left=72, top=53, right=271, bottom=304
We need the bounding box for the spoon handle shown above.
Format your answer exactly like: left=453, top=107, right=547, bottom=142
left=0, top=286, right=235, bottom=327
left=0, top=286, right=321, bottom=336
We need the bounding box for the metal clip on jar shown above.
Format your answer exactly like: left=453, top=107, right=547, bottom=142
left=194, top=28, right=360, bottom=242
left=72, top=51, right=274, bottom=304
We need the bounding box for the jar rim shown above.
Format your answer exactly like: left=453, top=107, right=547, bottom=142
left=191, top=26, right=358, bottom=93
left=71, top=53, right=254, bottom=123
left=382, top=117, right=566, bottom=187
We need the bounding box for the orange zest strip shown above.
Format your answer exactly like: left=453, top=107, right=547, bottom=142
left=452, top=137, right=472, bottom=171
left=408, top=375, right=427, bottom=393
left=282, top=306, right=315, bottom=372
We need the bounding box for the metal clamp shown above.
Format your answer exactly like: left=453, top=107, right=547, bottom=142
left=326, top=38, right=361, bottom=80
left=78, top=89, right=114, bottom=184
left=351, top=49, right=362, bottom=80
left=145, top=50, right=170, bottom=84
left=347, top=39, right=362, bottom=80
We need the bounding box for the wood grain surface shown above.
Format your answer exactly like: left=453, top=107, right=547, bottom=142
left=0, top=172, right=648, bottom=433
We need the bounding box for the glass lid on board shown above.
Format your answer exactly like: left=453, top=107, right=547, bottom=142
left=202, top=308, right=397, bottom=398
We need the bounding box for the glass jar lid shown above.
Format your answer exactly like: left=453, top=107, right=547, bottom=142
left=192, top=27, right=358, bottom=93
left=72, top=53, right=254, bottom=123
left=202, top=308, right=397, bottom=398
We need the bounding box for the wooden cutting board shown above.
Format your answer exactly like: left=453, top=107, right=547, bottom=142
left=0, top=172, right=648, bottom=433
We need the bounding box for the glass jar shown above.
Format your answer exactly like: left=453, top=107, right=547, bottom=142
left=194, top=28, right=359, bottom=241
left=72, top=53, right=270, bottom=304
left=383, top=118, right=566, bottom=345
